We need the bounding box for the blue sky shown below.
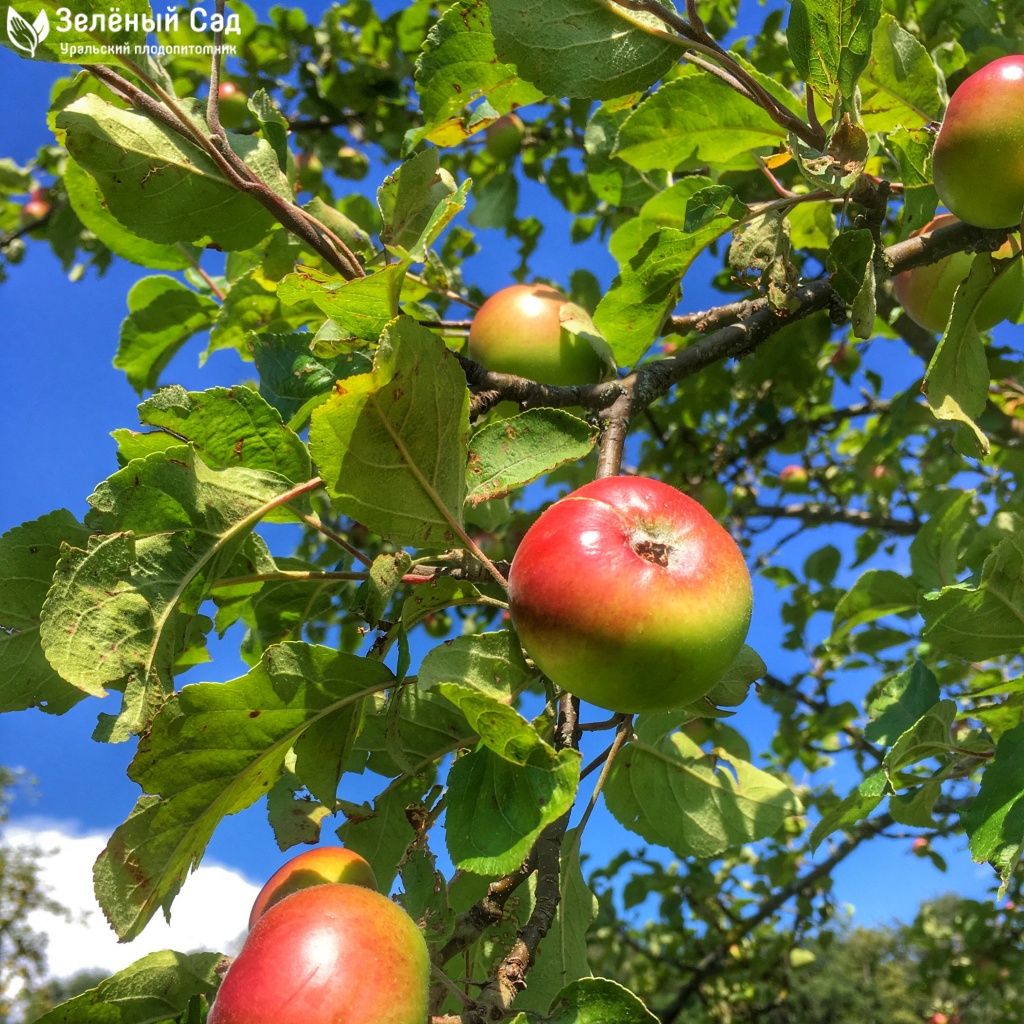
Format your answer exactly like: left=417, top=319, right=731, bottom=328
left=0, top=0, right=1001, bottom=984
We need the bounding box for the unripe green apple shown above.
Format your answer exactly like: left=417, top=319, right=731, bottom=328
left=690, top=477, right=728, bottom=518
left=484, top=113, right=525, bottom=162
left=294, top=152, right=323, bottom=194
left=932, top=55, right=1024, bottom=229
left=467, top=283, right=613, bottom=386
left=779, top=465, right=809, bottom=491
left=507, top=476, right=753, bottom=713
left=217, top=81, right=249, bottom=129
left=893, top=214, right=1023, bottom=332
left=210, top=884, right=429, bottom=1024
left=248, top=846, right=378, bottom=929
left=830, top=344, right=860, bottom=380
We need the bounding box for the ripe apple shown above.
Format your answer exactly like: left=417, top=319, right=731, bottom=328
left=779, top=465, right=809, bottom=491
left=210, top=884, right=429, bottom=1024
left=467, top=283, right=613, bottom=386
left=866, top=464, right=897, bottom=496
left=927, top=1013, right=948, bottom=1024
left=19, top=198, right=51, bottom=234
left=248, top=846, right=378, bottom=929
left=506, top=476, right=753, bottom=713
left=216, top=80, right=249, bottom=129
left=912, top=836, right=930, bottom=855
left=932, top=55, right=1024, bottom=229
left=893, top=214, right=1023, bottom=332
left=485, top=113, right=525, bottom=161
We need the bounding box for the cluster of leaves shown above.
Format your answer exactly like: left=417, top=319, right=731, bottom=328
left=2, top=0, right=1024, bottom=1020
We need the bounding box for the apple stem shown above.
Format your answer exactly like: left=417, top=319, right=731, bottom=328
left=569, top=716, right=633, bottom=861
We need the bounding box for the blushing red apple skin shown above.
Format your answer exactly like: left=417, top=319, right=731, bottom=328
left=210, top=884, right=429, bottom=1024
left=248, top=846, right=378, bottom=929
left=932, top=55, right=1024, bottom=229
left=507, top=477, right=752, bottom=714
left=467, top=284, right=609, bottom=387
left=893, top=214, right=1023, bottom=332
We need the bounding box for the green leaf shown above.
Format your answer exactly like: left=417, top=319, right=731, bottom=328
left=614, top=69, right=789, bottom=173
left=865, top=662, right=941, bottom=746
left=418, top=631, right=533, bottom=703
left=55, top=94, right=287, bottom=251
left=0, top=157, right=31, bottom=192
left=809, top=770, right=888, bottom=851
left=0, top=510, right=92, bottom=714
left=487, top=0, right=680, bottom=100
left=921, top=535, right=1024, bottom=661
left=63, top=158, right=194, bottom=270
left=831, top=569, right=919, bottom=642
left=277, top=263, right=409, bottom=343
left=94, top=642, right=389, bottom=941
left=137, top=385, right=312, bottom=486
left=467, top=408, right=598, bottom=505
left=860, top=14, right=945, bottom=131
left=378, top=149, right=470, bottom=262
left=30, top=949, right=223, bottom=1024
left=889, top=780, right=944, bottom=827
left=39, top=447, right=304, bottom=734
left=547, top=977, right=659, bottom=1024
left=113, top=276, right=219, bottom=396
left=963, top=722, right=1024, bottom=893
left=827, top=229, right=874, bottom=304
left=787, top=0, right=882, bottom=112
left=309, top=316, right=470, bottom=548
left=924, top=253, right=1015, bottom=458
left=356, top=551, right=414, bottom=626
left=909, top=491, right=975, bottom=590
left=267, top=770, right=331, bottom=850
left=445, top=740, right=580, bottom=874
left=250, top=332, right=372, bottom=423
left=413, top=0, right=543, bottom=146
left=884, top=699, right=957, bottom=772
left=436, top=682, right=550, bottom=764
left=605, top=726, right=801, bottom=858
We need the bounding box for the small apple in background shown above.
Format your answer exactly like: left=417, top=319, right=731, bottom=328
left=211, top=884, right=429, bottom=1024
left=248, top=845, right=378, bottom=929
left=830, top=343, right=861, bottom=380
left=689, top=477, right=728, bottom=518
left=779, top=465, right=810, bottom=492
left=932, top=55, right=1024, bottom=229
left=866, top=464, right=897, bottom=496
left=927, top=1013, right=948, bottom=1024
left=216, top=80, right=249, bottom=129
left=484, top=113, right=526, bottom=162
left=422, top=609, right=453, bottom=638
left=294, top=152, right=323, bottom=194
left=911, top=836, right=930, bottom=856
left=467, top=283, right=614, bottom=386
left=893, top=213, right=1023, bottom=332
left=507, top=476, right=753, bottom=714
left=336, top=145, right=370, bottom=180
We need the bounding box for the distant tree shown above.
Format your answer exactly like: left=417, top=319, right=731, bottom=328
left=0, top=769, right=69, bottom=1023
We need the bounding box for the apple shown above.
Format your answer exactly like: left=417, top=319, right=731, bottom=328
left=829, top=344, right=860, bottom=380
left=336, top=145, right=370, bottom=180
left=210, top=883, right=429, bottom=1024
left=866, top=464, right=897, bottom=496
left=689, top=477, right=728, bottom=518
left=932, top=55, right=1024, bottom=229
left=19, top=198, right=51, bottom=230
left=927, top=1013, right=948, bottom=1024
left=779, top=465, right=809, bottom=491
left=467, top=283, right=613, bottom=386
left=912, top=836, right=929, bottom=855
left=422, top=610, right=453, bottom=638
left=217, top=81, right=249, bottom=129
left=507, top=476, right=753, bottom=713
left=248, top=846, right=378, bottom=929
left=294, top=152, right=323, bottom=194
left=893, top=214, right=1023, bottom=332
left=485, top=113, right=525, bottom=162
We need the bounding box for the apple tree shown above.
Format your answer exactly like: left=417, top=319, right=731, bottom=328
left=1, top=0, right=1024, bottom=1020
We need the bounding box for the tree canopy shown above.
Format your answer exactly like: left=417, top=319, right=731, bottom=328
left=1, top=0, right=1024, bottom=1021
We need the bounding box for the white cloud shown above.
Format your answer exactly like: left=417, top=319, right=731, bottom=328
left=5, top=819, right=260, bottom=981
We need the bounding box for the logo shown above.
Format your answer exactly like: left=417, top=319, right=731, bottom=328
left=7, top=7, right=49, bottom=57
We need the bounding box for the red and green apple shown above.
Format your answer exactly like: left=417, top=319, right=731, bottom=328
left=507, top=476, right=753, bottom=713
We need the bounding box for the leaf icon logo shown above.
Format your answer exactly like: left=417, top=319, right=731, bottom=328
left=7, top=8, right=49, bottom=58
